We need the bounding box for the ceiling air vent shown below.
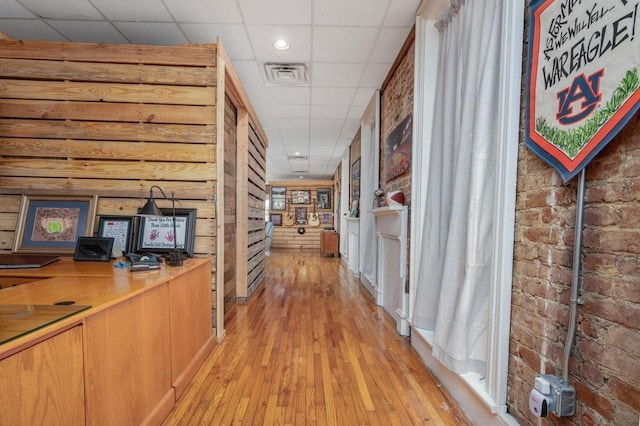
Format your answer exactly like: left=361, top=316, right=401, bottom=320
left=264, top=62, right=309, bottom=86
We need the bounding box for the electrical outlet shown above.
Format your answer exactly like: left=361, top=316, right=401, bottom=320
left=530, top=374, right=576, bottom=418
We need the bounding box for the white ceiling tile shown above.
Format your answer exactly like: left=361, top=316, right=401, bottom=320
left=384, top=0, right=421, bottom=26
left=91, top=0, right=172, bottom=21
left=313, top=26, right=378, bottom=63
left=266, top=87, right=311, bottom=104
left=48, top=21, right=128, bottom=43
left=311, top=105, right=349, bottom=120
left=247, top=25, right=311, bottom=61
left=180, top=24, right=253, bottom=59
left=314, top=0, right=389, bottom=26
left=353, top=88, right=378, bottom=106
left=1, top=1, right=36, bottom=18
left=0, top=19, right=67, bottom=41
left=277, top=118, right=310, bottom=129
left=310, top=118, right=344, bottom=130
left=310, top=129, right=341, bottom=139
left=311, top=88, right=356, bottom=106
left=369, top=27, right=410, bottom=63
left=114, top=22, right=187, bottom=45
left=242, top=85, right=270, bottom=105
left=360, top=63, right=391, bottom=87
left=348, top=105, right=367, bottom=120
left=238, top=0, right=311, bottom=25
left=272, top=105, right=310, bottom=119
left=18, top=0, right=102, bottom=19
left=312, top=63, right=364, bottom=88
left=280, top=128, right=309, bottom=138
left=232, top=60, right=264, bottom=86
left=164, top=0, right=242, bottom=23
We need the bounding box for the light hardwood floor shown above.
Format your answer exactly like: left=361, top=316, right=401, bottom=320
left=163, top=249, right=470, bottom=425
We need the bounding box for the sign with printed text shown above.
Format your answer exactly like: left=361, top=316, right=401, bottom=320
left=526, top=0, right=640, bottom=182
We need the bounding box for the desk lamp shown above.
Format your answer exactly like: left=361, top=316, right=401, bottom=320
left=140, top=185, right=183, bottom=266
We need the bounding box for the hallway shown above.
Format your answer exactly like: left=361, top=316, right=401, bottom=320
left=163, top=249, right=469, bottom=425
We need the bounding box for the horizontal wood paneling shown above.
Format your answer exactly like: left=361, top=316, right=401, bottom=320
left=0, top=99, right=215, bottom=124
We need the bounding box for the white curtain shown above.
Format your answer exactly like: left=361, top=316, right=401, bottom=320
left=412, top=0, right=502, bottom=375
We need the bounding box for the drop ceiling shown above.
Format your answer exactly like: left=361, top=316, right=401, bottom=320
left=0, top=0, right=421, bottom=182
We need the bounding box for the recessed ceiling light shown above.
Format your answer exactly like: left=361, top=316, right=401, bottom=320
left=294, top=151, right=300, bottom=155
left=273, top=39, right=290, bottom=50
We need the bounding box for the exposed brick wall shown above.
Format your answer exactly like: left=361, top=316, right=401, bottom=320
left=380, top=37, right=415, bottom=206
left=510, top=9, right=640, bottom=422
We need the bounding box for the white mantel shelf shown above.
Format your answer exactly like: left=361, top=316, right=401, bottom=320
left=369, top=205, right=409, bottom=336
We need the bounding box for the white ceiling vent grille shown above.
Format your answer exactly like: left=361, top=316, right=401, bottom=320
left=264, top=63, right=309, bottom=86
left=287, top=155, right=308, bottom=161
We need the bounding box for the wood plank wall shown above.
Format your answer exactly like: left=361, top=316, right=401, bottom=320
left=0, top=39, right=219, bottom=330
left=268, top=180, right=335, bottom=251
left=223, top=95, right=237, bottom=309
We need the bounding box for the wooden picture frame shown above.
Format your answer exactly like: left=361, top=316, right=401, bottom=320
left=321, top=213, right=333, bottom=225
left=270, top=213, right=282, bottom=226
left=351, top=158, right=361, bottom=200
left=291, top=190, right=311, bottom=204
left=98, top=215, right=135, bottom=254
left=13, top=194, right=98, bottom=254
left=270, top=186, right=287, bottom=211
left=317, top=188, right=332, bottom=210
left=135, top=208, right=196, bottom=257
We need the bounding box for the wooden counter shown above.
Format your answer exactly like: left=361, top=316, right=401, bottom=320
left=0, top=257, right=214, bottom=426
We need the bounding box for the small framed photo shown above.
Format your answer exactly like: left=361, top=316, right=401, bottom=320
left=291, top=190, right=311, bottom=204
left=135, top=208, right=196, bottom=257
left=98, top=216, right=134, bottom=254
left=270, top=213, right=282, bottom=226
left=271, top=186, right=287, bottom=211
left=350, top=199, right=359, bottom=218
left=317, top=188, right=332, bottom=210
left=13, top=194, right=98, bottom=254
left=321, top=213, right=333, bottom=225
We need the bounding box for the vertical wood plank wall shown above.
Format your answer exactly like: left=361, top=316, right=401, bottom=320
left=0, top=38, right=270, bottom=338
left=223, top=95, right=237, bottom=309
left=268, top=180, right=335, bottom=250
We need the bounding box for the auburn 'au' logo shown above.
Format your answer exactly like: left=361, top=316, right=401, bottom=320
left=556, top=69, right=604, bottom=125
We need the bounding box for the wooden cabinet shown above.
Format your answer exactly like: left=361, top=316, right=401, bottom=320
left=321, top=231, right=340, bottom=257
left=0, top=326, right=85, bottom=425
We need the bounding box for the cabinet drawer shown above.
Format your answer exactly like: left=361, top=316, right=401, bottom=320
left=0, top=277, right=43, bottom=289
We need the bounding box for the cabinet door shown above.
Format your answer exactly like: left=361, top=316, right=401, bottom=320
left=0, top=326, right=85, bottom=425
left=84, top=284, right=172, bottom=426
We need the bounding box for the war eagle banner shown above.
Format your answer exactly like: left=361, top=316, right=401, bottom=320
left=526, top=0, right=640, bottom=182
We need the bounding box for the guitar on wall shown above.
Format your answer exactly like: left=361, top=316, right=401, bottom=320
left=309, top=199, right=320, bottom=227
left=283, top=198, right=295, bottom=226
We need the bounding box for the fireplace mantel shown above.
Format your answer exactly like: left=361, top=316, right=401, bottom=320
left=369, top=205, right=409, bottom=336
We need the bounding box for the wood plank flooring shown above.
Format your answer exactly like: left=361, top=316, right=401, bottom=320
left=163, top=249, right=470, bottom=425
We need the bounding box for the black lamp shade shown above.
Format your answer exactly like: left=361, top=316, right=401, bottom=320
left=140, top=199, right=163, bottom=216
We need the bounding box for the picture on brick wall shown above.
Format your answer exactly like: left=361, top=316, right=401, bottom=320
left=384, top=113, right=412, bottom=182
left=351, top=158, right=360, bottom=200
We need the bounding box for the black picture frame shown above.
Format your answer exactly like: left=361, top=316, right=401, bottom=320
left=271, top=186, right=287, bottom=211
left=317, top=188, right=332, bottom=210
left=351, top=158, right=361, bottom=200
left=135, top=208, right=196, bottom=257
left=98, top=215, right=134, bottom=254
left=295, top=207, right=308, bottom=224
left=73, top=236, right=114, bottom=262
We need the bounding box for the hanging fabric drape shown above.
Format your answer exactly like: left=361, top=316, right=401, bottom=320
left=412, top=0, right=503, bottom=375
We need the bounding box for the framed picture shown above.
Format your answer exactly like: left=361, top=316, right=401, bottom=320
left=291, top=190, right=311, bottom=204
left=270, top=213, right=282, bottom=226
left=295, top=207, right=308, bottom=224
left=271, top=186, right=287, bottom=211
left=13, top=195, right=98, bottom=254
left=98, top=216, right=134, bottom=254
left=384, top=114, right=412, bottom=181
left=350, top=199, right=359, bottom=218
left=135, top=208, right=196, bottom=257
left=321, top=213, right=333, bottom=225
left=351, top=158, right=361, bottom=200
left=317, top=188, right=332, bottom=210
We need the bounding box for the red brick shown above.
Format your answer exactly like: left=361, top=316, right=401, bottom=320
left=609, top=376, right=640, bottom=410
left=613, top=278, right=640, bottom=304
left=619, top=205, right=640, bottom=228
left=581, top=274, right=614, bottom=296
left=573, top=380, right=615, bottom=421
left=581, top=297, right=640, bottom=329
left=583, top=205, right=619, bottom=226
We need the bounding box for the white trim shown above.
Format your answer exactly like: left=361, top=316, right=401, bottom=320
left=410, top=0, right=525, bottom=419
left=408, top=16, right=439, bottom=322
